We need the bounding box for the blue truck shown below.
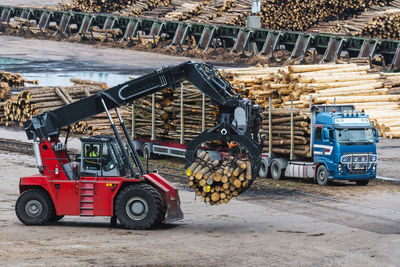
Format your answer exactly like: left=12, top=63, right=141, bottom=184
left=260, top=103, right=379, bottom=185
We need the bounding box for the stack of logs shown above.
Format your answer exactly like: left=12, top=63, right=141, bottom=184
left=221, top=63, right=400, bottom=138
left=260, top=0, right=391, bottom=31
left=60, top=0, right=135, bottom=12
left=358, top=12, right=400, bottom=39
left=2, top=78, right=131, bottom=135
left=0, top=70, right=37, bottom=101
left=260, top=108, right=311, bottom=158
left=186, top=151, right=252, bottom=205
left=131, top=81, right=217, bottom=142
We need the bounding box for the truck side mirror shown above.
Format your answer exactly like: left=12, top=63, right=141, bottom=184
left=373, top=128, right=379, bottom=143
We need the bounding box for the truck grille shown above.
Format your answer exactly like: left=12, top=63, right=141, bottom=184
left=341, top=153, right=377, bottom=174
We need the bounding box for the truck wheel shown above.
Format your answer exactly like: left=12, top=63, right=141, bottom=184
left=258, top=159, right=269, bottom=179
left=316, top=165, right=329, bottom=186
left=15, top=189, right=54, bottom=225
left=271, top=161, right=283, bottom=180
left=116, top=183, right=164, bottom=230
left=355, top=180, right=369, bottom=186
left=142, top=144, right=151, bottom=159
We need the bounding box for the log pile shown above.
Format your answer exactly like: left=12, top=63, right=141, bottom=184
left=164, top=1, right=210, bottom=21
left=260, top=0, right=391, bottom=31
left=221, top=63, right=400, bottom=139
left=358, top=12, right=400, bottom=39
left=117, top=0, right=171, bottom=17
left=260, top=109, right=311, bottom=158
left=186, top=151, right=252, bottom=205
left=1, top=78, right=131, bottom=135
left=0, top=70, right=37, bottom=101
left=60, top=0, right=135, bottom=12
left=130, top=82, right=218, bottom=142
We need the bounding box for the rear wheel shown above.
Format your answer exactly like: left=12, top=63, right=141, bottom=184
left=116, top=183, right=164, bottom=230
left=15, top=189, right=54, bottom=225
left=316, top=165, right=329, bottom=186
left=355, top=180, right=370, bottom=186
left=271, top=161, right=284, bottom=180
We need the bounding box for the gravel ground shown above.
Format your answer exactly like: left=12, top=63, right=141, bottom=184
left=0, top=150, right=399, bottom=266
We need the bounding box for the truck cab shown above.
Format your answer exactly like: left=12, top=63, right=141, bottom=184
left=312, top=105, right=379, bottom=185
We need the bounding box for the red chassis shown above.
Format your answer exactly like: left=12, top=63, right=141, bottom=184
left=17, top=139, right=183, bottom=229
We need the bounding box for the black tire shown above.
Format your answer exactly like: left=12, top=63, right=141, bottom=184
left=271, top=161, right=283, bottom=180
left=115, top=183, right=164, bottom=230
left=316, top=165, right=329, bottom=186
left=356, top=180, right=370, bottom=186
left=15, top=189, right=54, bottom=225
left=258, top=159, right=269, bottom=179
left=142, top=144, right=151, bottom=159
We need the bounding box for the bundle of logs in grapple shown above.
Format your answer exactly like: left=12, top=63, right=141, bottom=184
left=186, top=151, right=252, bottom=205
left=130, top=82, right=218, bottom=142
left=260, top=0, right=391, bottom=31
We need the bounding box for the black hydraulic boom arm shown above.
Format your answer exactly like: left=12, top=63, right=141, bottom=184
left=24, top=61, right=240, bottom=140
left=24, top=61, right=262, bottom=187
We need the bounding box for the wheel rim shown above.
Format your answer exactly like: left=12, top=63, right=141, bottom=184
left=318, top=169, right=326, bottom=183
left=272, top=164, right=279, bottom=178
left=126, top=197, right=149, bottom=221
left=25, top=200, right=43, bottom=218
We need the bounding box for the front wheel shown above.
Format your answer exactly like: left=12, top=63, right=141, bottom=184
left=115, top=183, right=164, bottom=230
left=316, top=165, right=329, bottom=186
left=15, top=189, right=54, bottom=225
left=355, top=180, right=370, bottom=186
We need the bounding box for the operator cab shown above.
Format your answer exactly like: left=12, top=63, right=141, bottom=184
left=79, top=136, right=126, bottom=177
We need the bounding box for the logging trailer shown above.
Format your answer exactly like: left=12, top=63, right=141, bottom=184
left=259, top=100, right=379, bottom=185
left=15, top=61, right=262, bottom=229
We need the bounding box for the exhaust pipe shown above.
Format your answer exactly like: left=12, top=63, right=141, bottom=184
left=32, top=132, right=43, bottom=173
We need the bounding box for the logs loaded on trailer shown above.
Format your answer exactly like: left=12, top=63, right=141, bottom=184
left=261, top=108, right=311, bottom=158
left=186, top=151, right=252, bottom=205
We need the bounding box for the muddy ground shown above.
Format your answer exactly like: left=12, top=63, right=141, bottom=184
left=0, top=147, right=400, bottom=266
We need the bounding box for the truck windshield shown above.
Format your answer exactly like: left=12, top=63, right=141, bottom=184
left=335, top=128, right=374, bottom=145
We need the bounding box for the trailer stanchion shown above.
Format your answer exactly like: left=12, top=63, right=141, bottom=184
left=151, top=93, right=155, bottom=141
left=180, top=84, right=184, bottom=144
left=290, top=98, right=294, bottom=160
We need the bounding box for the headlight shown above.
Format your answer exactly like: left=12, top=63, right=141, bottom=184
left=338, top=164, right=342, bottom=172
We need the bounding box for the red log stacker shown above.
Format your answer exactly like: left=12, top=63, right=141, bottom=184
left=15, top=61, right=262, bottom=229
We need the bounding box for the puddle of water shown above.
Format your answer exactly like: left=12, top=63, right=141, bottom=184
left=22, top=72, right=134, bottom=87
left=0, top=57, right=138, bottom=87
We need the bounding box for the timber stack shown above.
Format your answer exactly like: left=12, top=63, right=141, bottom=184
left=358, top=12, right=400, bottom=39
left=60, top=0, right=135, bottom=12
left=131, top=82, right=218, bottom=142
left=222, top=63, right=400, bottom=138
left=186, top=151, right=252, bottom=205
left=260, top=0, right=391, bottom=31
left=2, top=79, right=131, bottom=135
left=260, top=108, right=311, bottom=158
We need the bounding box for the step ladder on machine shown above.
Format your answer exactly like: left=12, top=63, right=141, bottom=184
left=80, top=180, right=95, bottom=216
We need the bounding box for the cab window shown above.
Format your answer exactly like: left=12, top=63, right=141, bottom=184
left=83, top=143, right=101, bottom=171
left=315, top=127, right=322, bottom=141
